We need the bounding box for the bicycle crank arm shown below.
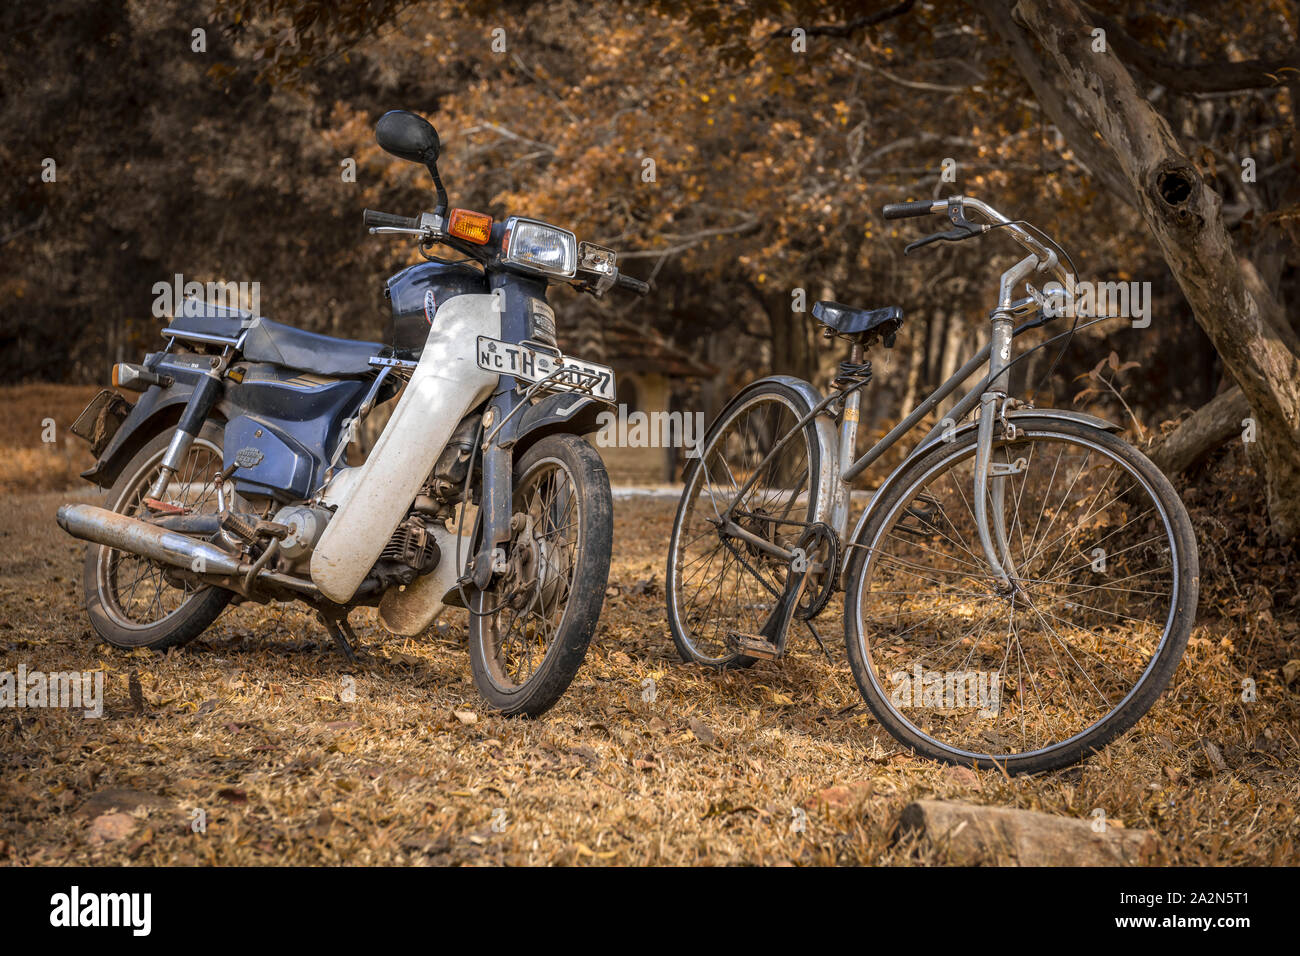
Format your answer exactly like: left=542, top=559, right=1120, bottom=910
left=727, top=555, right=812, bottom=660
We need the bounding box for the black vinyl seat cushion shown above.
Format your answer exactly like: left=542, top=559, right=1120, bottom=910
left=812, top=301, right=904, bottom=338
left=165, top=302, right=249, bottom=340
left=240, top=317, right=382, bottom=378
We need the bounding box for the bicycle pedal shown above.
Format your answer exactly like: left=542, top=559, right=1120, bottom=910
left=728, top=631, right=783, bottom=660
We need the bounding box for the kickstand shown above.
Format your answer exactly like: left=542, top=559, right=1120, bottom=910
left=804, top=619, right=833, bottom=663
left=318, top=609, right=358, bottom=663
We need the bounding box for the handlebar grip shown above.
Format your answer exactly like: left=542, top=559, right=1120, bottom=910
left=363, top=208, right=420, bottom=230
left=616, top=272, right=650, bottom=296
left=882, top=200, right=937, bottom=220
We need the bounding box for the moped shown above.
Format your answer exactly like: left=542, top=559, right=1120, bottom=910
left=59, top=110, right=648, bottom=715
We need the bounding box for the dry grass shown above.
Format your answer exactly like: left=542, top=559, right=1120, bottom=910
left=0, top=384, right=103, bottom=494
left=1, top=479, right=1297, bottom=865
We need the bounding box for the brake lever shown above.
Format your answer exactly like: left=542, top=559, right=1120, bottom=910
left=904, top=223, right=983, bottom=255
left=369, top=225, right=433, bottom=239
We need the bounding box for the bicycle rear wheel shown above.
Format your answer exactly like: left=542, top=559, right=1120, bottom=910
left=844, top=419, right=1198, bottom=773
left=666, top=380, right=828, bottom=667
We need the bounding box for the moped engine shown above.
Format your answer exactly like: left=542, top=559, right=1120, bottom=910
left=273, top=504, right=332, bottom=571
left=271, top=503, right=439, bottom=594
left=366, top=513, right=441, bottom=591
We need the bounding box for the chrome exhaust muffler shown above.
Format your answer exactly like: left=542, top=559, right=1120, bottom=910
left=56, top=504, right=319, bottom=597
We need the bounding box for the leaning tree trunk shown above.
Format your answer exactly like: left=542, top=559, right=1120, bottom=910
left=1148, top=386, right=1251, bottom=476
left=977, top=0, right=1300, bottom=537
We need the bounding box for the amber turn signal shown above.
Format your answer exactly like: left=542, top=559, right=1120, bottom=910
left=447, top=208, right=493, bottom=244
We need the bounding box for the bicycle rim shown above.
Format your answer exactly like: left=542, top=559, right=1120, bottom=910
left=849, top=426, right=1185, bottom=764
left=669, top=389, right=819, bottom=663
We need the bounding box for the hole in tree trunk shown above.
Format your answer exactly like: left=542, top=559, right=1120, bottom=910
left=1157, top=168, right=1193, bottom=206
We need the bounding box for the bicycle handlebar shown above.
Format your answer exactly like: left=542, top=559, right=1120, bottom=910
left=882, top=200, right=939, bottom=220
left=883, top=195, right=1070, bottom=289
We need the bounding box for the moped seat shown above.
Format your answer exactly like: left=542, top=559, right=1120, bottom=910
left=812, top=301, right=903, bottom=339
left=240, top=317, right=383, bottom=378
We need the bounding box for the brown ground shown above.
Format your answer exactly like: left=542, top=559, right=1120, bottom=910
left=1, top=384, right=1297, bottom=865
left=0, top=385, right=103, bottom=494
left=1, top=482, right=1297, bottom=865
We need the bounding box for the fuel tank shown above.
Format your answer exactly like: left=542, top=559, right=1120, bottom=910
left=309, top=294, right=500, bottom=602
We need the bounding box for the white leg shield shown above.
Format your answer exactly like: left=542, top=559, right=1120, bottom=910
left=310, top=294, right=500, bottom=603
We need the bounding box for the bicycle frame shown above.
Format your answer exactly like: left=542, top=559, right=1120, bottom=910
left=715, top=197, right=1101, bottom=592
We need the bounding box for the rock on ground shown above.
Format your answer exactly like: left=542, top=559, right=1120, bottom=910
left=895, top=799, right=1154, bottom=865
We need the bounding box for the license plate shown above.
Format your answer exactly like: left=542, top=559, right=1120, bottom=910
left=476, top=336, right=616, bottom=402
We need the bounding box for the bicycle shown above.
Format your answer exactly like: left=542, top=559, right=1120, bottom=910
left=665, top=195, right=1199, bottom=774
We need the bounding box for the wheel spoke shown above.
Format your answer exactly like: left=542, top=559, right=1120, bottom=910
left=669, top=390, right=817, bottom=663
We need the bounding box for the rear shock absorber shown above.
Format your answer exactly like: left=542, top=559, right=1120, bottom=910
left=146, top=355, right=228, bottom=505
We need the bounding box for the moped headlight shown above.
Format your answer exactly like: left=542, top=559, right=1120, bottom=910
left=501, top=217, right=577, bottom=278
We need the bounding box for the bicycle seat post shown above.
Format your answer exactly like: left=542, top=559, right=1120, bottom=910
left=831, top=335, right=868, bottom=538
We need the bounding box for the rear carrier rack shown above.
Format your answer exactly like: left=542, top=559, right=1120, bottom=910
left=534, top=363, right=606, bottom=397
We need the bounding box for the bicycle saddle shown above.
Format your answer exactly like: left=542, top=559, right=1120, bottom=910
left=812, top=301, right=904, bottom=339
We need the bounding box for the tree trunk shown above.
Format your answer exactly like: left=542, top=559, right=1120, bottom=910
left=1148, top=386, right=1251, bottom=476
left=977, top=0, right=1300, bottom=537
left=768, top=293, right=818, bottom=382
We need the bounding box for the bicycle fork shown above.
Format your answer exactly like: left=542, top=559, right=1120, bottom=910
left=974, top=290, right=1028, bottom=593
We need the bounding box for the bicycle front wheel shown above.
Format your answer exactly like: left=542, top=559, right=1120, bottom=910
left=845, top=419, right=1198, bottom=774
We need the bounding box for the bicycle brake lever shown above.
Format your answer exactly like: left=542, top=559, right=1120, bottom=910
left=904, top=224, right=983, bottom=255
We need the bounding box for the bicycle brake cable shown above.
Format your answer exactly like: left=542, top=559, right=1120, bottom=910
left=987, top=218, right=1083, bottom=405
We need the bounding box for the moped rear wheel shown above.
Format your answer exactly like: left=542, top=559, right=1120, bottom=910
left=83, top=422, right=232, bottom=650
left=844, top=419, right=1198, bottom=774
left=469, top=434, right=613, bottom=716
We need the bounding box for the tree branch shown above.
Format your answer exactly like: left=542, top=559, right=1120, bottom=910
left=1149, top=386, right=1250, bottom=475
left=1082, top=4, right=1300, bottom=94
left=768, top=0, right=916, bottom=40
left=972, top=0, right=1137, bottom=207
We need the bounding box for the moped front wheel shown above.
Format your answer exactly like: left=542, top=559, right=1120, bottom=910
left=468, top=434, right=613, bottom=716
left=844, top=419, right=1198, bottom=774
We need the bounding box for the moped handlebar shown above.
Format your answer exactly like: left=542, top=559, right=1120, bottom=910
left=363, top=209, right=421, bottom=231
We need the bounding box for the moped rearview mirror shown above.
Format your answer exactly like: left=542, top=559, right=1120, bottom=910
left=375, top=110, right=449, bottom=214
left=375, top=110, right=440, bottom=164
